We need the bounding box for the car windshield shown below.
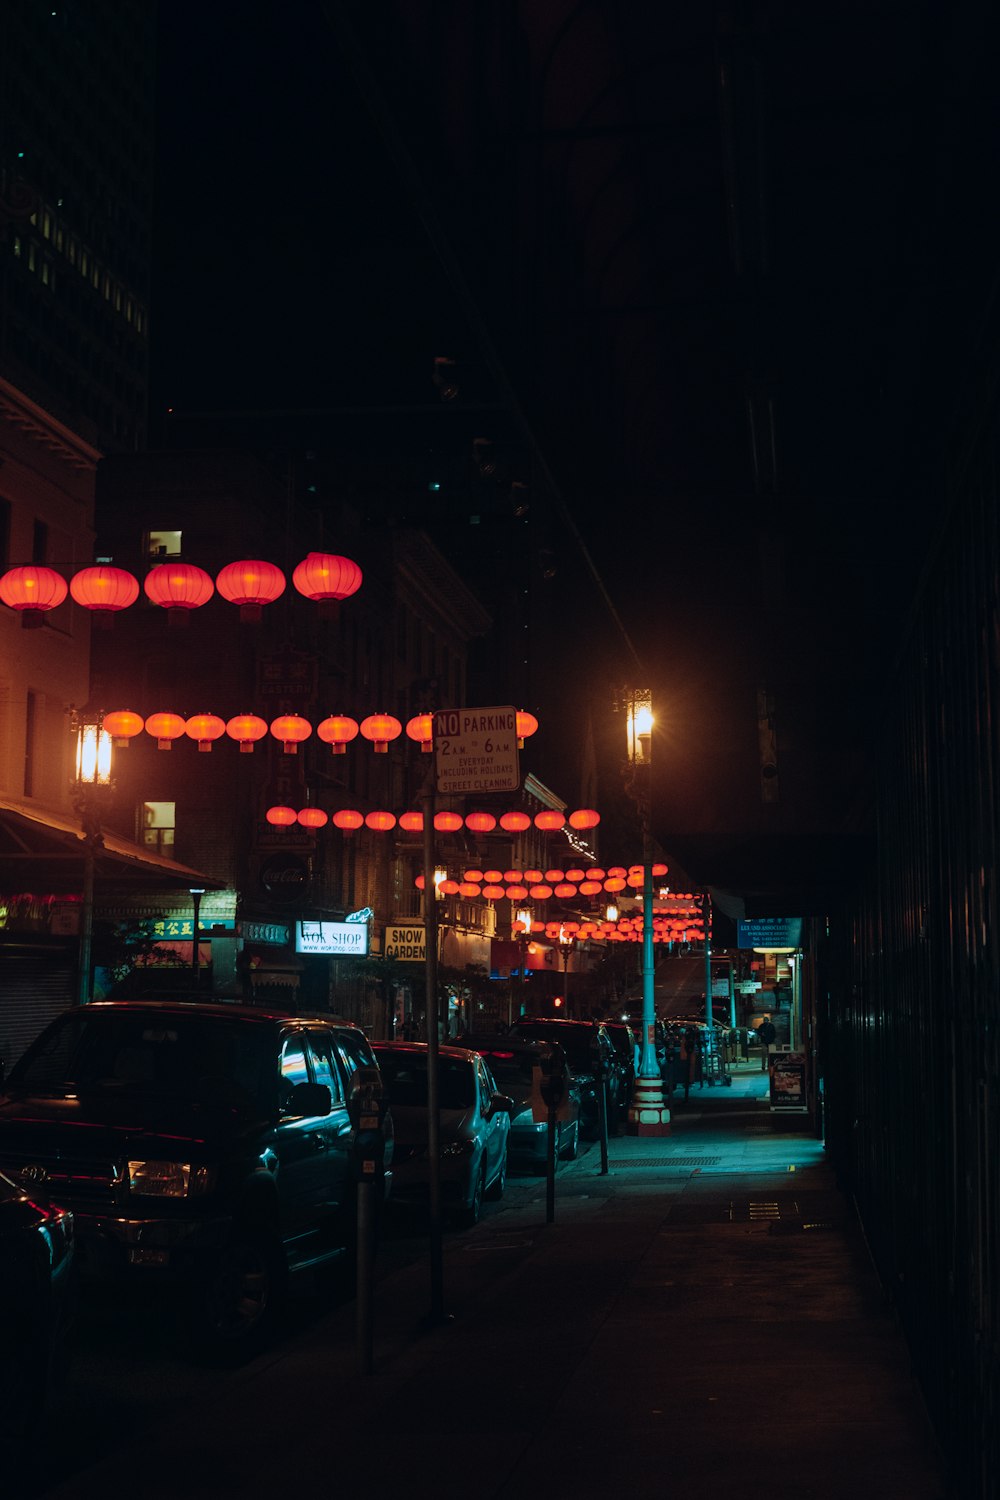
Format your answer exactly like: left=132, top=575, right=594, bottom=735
left=373, top=1051, right=475, bottom=1111
left=510, top=1022, right=597, bottom=1076
left=470, top=1047, right=536, bottom=1093
left=7, top=1010, right=273, bottom=1112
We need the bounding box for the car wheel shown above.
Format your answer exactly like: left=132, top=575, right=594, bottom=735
left=559, top=1119, right=580, bottom=1160
left=486, top=1146, right=507, bottom=1201
left=461, top=1162, right=486, bottom=1227
left=198, top=1227, right=285, bottom=1353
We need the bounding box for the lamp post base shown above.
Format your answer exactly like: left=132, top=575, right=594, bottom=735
left=627, top=1076, right=671, bottom=1135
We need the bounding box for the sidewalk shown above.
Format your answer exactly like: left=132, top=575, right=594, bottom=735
left=41, top=1064, right=950, bottom=1500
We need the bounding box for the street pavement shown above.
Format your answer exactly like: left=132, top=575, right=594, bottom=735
left=39, top=1062, right=950, bottom=1499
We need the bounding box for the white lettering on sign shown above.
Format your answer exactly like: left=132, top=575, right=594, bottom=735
left=295, top=921, right=370, bottom=956
left=433, top=705, right=520, bottom=794
left=384, top=924, right=426, bottom=962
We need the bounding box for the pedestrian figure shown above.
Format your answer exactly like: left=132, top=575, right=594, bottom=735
left=681, top=1025, right=699, bottom=1100
left=758, top=1014, right=776, bottom=1070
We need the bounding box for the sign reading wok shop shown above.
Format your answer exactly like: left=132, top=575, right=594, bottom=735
left=384, top=923, right=426, bottom=961
left=295, top=920, right=370, bottom=957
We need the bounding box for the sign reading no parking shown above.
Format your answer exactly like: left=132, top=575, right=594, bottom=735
left=433, top=706, right=520, bottom=794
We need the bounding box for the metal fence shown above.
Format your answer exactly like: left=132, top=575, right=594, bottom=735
left=822, top=410, right=1000, bottom=1498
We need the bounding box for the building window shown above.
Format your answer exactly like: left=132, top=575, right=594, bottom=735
left=144, top=529, right=182, bottom=560
left=141, top=801, right=175, bottom=857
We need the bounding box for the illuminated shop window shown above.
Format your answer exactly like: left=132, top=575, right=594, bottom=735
left=144, top=529, right=182, bottom=560
left=141, top=801, right=175, bottom=857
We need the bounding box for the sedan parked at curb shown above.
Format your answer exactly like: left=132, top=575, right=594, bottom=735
left=456, top=1033, right=582, bottom=1168
left=372, top=1042, right=512, bottom=1227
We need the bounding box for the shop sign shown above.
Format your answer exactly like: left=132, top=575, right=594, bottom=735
left=152, top=917, right=235, bottom=940
left=736, top=917, right=802, bottom=950
left=295, top=920, right=369, bottom=957
left=241, top=921, right=290, bottom=946
left=384, top=923, right=426, bottom=962
left=770, top=1051, right=807, bottom=1112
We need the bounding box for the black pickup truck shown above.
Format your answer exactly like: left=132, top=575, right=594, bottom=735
left=0, top=999, right=392, bottom=1351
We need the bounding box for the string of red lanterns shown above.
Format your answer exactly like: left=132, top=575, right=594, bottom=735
left=0, top=550, right=363, bottom=629
left=265, top=806, right=601, bottom=834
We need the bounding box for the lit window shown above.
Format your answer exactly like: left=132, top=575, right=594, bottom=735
left=41, top=211, right=51, bottom=239
left=12, top=235, right=21, bottom=258
left=144, top=529, right=182, bottom=560
left=141, top=801, right=175, bottom=858
left=28, top=244, right=36, bottom=272
left=80, top=250, right=88, bottom=276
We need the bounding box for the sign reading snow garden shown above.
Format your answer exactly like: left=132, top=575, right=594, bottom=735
left=434, top=706, right=520, bottom=794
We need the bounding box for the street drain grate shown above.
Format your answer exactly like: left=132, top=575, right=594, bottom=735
left=614, top=1156, right=722, bottom=1169
left=729, top=1198, right=801, bottom=1222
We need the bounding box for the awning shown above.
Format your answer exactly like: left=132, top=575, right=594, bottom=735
left=0, top=793, right=223, bottom=893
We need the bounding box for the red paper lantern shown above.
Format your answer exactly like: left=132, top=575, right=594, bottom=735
left=483, top=869, right=504, bottom=883
left=317, top=715, right=359, bottom=754
left=440, top=880, right=460, bottom=896
left=563, top=869, right=586, bottom=882
left=226, top=714, right=268, bottom=753
left=503, top=870, right=523, bottom=883
left=406, top=714, right=434, bottom=753
left=433, top=811, right=463, bottom=832
left=270, top=714, right=312, bottom=754
left=505, top=885, right=529, bottom=901
left=578, top=881, right=602, bottom=896
left=69, top=565, right=139, bottom=623
left=465, top=812, right=497, bottom=834
left=534, top=810, right=565, bottom=831
left=499, top=810, right=531, bottom=832
left=652, top=862, right=669, bottom=877
left=365, top=810, right=397, bottom=832
left=482, top=884, right=505, bottom=900
left=464, top=870, right=484, bottom=883
left=523, top=869, right=544, bottom=884
left=0, top=565, right=68, bottom=627
left=568, top=808, right=600, bottom=830
left=529, top=884, right=553, bottom=899
left=398, top=810, right=424, bottom=832
left=604, top=877, right=627, bottom=892
left=215, top=559, right=285, bottom=621
left=297, top=807, right=328, bottom=828
left=544, top=869, right=565, bottom=883
left=143, top=562, right=214, bottom=621
left=185, top=713, right=226, bottom=752
left=332, top=809, right=364, bottom=833
left=102, top=710, right=144, bottom=746
left=458, top=883, right=480, bottom=898
left=627, top=871, right=644, bottom=887
left=291, top=552, right=363, bottom=602
left=266, top=806, right=298, bottom=826
left=516, top=710, right=538, bottom=747
left=359, top=713, right=402, bottom=753
left=144, top=711, right=186, bottom=749
left=554, top=883, right=576, bottom=898
left=607, top=866, right=627, bottom=878
left=587, top=867, right=606, bottom=882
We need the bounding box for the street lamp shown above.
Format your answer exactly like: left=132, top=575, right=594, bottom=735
left=622, top=688, right=670, bottom=1135
left=189, top=887, right=206, bottom=985
left=71, top=707, right=113, bottom=1005
left=556, top=924, right=574, bottom=1016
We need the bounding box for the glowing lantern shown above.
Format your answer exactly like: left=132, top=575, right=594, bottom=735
left=529, top=884, right=553, bottom=899
left=568, top=808, right=600, bottom=830
left=359, top=714, right=402, bottom=753
left=579, top=880, right=602, bottom=895
left=544, top=869, right=565, bottom=883
left=433, top=811, right=463, bottom=832
left=143, top=563, right=214, bottom=622
left=184, top=713, right=226, bottom=752
left=291, top=552, right=363, bottom=603
left=270, top=715, right=312, bottom=754
left=398, top=810, right=424, bottom=833
left=483, top=870, right=504, bottom=883
left=226, top=714, right=268, bottom=753
left=464, top=870, right=484, bottom=883
left=405, top=714, right=434, bottom=753
left=605, top=877, right=627, bottom=892
left=607, top=866, right=627, bottom=878
left=534, top=810, right=565, bottom=831
left=627, top=871, right=644, bottom=888
left=482, top=884, right=505, bottom=900
left=365, top=810, right=397, bottom=832
left=102, top=710, right=144, bottom=747
left=516, top=710, right=538, bottom=748
left=588, top=867, right=606, bottom=882
left=266, top=806, right=298, bottom=826
left=505, top=885, right=529, bottom=901
left=564, top=869, right=586, bottom=882
left=523, top=870, right=544, bottom=884
left=553, top=883, right=576, bottom=898
left=458, top=883, right=480, bottom=898
left=652, top=862, right=669, bottom=877
left=332, top=809, right=364, bottom=833
left=440, top=880, right=460, bottom=896
left=502, top=870, right=523, bottom=884
left=0, top=565, right=68, bottom=627
left=69, top=565, right=139, bottom=625
left=145, top=711, right=186, bottom=749
left=499, top=810, right=531, bottom=832
left=297, top=807, right=328, bottom=828
left=317, top=715, right=359, bottom=755
left=465, top=812, right=497, bottom=834
left=215, top=559, right=286, bottom=622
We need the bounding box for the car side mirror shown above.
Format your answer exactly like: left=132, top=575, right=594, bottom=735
left=490, top=1092, right=515, bottom=1116
left=284, top=1080, right=332, bottom=1118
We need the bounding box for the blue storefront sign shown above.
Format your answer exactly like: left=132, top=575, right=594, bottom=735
left=736, top=917, right=803, bottom=950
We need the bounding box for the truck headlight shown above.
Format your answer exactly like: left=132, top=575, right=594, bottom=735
left=127, top=1160, right=216, bottom=1197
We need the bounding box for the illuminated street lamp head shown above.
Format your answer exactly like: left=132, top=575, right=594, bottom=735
left=625, top=689, right=654, bottom=764
left=74, top=714, right=112, bottom=787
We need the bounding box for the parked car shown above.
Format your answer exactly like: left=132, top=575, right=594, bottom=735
left=372, top=1042, right=512, bottom=1226
left=0, top=1168, right=75, bottom=1463
left=600, top=1020, right=637, bottom=1105
left=0, top=1000, right=393, bottom=1353
left=507, top=1018, right=625, bottom=1133
left=456, top=1033, right=581, bottom=1167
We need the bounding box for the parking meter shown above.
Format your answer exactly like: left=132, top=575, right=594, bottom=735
left=348, top=1067, right=386, bottom=1182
